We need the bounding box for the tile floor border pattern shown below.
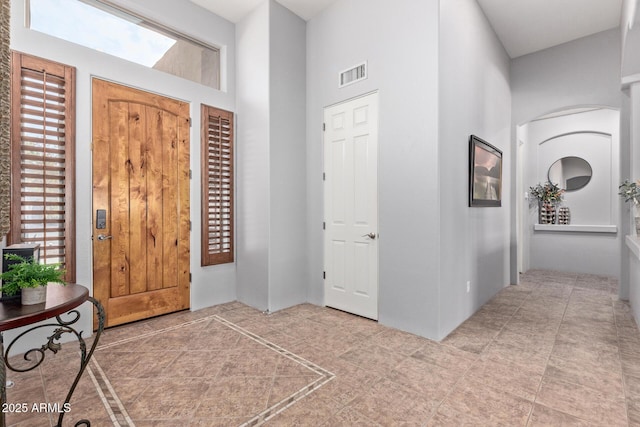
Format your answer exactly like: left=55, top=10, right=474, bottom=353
left=91, top=313, right=336, bottom=427
left=214, top=315, right=336, bottom=426
left=87, top=358, right=134, bottom=426
left=95, top=315, right=215, bottom=352
left=88, top=314, right=223, bottom=426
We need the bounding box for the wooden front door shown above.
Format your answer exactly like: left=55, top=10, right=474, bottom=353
left=92, top=79, right=190, bottom=328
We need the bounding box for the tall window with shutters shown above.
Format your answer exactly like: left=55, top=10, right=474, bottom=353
left=10, top=52, right=76, bottom=281
left=201, top=105, right=234, bottom=266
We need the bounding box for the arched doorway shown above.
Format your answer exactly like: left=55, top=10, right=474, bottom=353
left=516, top=107, right=621, bottom=292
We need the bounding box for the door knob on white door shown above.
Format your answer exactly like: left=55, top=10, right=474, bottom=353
left=362, top=232, right=377, bottom=239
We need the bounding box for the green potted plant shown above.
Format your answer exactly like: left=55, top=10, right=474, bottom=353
left=0, top=254, right=66, bottom=305
left=619, top=179, right=640, bottom=235
left=530, top=181, right=564, bottom=224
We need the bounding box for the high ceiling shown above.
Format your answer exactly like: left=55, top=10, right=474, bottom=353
left=189, top=0, right=340, bottom=23
left=477, top=0, right=623, bottom=58
left=190, top=0, right=625, bottom=58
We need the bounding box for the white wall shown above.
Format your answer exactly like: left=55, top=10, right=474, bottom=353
left=9, top=0, right=237, bottom=351
left=236, top=2, right=270, bottom=310
left=307, top=0, right=511, bottom=340
left=511, top=29, right=622, bottom=126
left=307, top=0, right=441, bottom=338
left=620, top=91, right=632, bottom=300
left=628, top=83, right=640, bottom=318
left=621, top=0, right=640, bottom=79
left=630, top=250, right=640, bottom=318
left=438, top=0, right=512, bottom=338
left=522, top=109, right=621, bottom=278
left=624, top=1, right=640, bottom=307
left=236, top=0, right=307, bottom=312
left=268, top=1, right=308, bottom=312
left=538, top=135, right=612, bottom=225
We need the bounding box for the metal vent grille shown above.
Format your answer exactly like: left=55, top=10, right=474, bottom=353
left=339, top=62, right=367, bottom=88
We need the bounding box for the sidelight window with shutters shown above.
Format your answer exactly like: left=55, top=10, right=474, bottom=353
left=200, top=105, right=234, bottom=266
left=10, top=51, right=76, bottom=281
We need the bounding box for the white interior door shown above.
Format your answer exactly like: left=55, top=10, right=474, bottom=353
left=324, top=92, right=379, bottom=320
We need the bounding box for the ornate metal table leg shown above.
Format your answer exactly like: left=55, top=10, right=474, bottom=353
left=2, top=297, right=105, bottom=427
left=55, top=297, right=105, bottom=427
left=1, top=332, right=5, bottom=427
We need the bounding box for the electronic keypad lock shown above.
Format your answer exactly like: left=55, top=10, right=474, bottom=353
left=96, top=209, right=107, bottom=229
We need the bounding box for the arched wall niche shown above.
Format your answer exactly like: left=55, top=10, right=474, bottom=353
left=516, top=106, right=621, bottom=280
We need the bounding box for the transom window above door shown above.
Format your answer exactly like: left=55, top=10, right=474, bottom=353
left=28, top=0, right=221, bottom=89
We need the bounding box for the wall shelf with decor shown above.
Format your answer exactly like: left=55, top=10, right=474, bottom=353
left=533, top=224, right=617, bottom=233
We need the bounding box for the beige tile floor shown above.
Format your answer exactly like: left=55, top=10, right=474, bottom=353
left=3, top=269, right=639, bottom=426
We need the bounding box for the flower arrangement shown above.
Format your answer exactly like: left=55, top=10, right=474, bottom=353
left=619, top=179, right=640, bottom=206
left=529, top=181, right=564, bottom=204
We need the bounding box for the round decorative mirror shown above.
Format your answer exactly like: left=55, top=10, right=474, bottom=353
left=548, top=156, right=592, bottom=192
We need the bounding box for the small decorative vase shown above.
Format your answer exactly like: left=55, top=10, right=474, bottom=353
left=635, top=217, right=640, bottom=237
left=557, top=206, right=571, bottom=225
left=539, top=202, right=556, bottom=224
left=22, top=285, right=47, bottom=305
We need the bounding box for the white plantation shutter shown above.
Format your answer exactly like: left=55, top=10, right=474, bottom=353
left=201, top=105, right=234, bottom=266
left=10, top=52, right=75, bottom=281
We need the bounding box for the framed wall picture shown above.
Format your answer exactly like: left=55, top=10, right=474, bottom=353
left=469, top=135, right=502, bottom=207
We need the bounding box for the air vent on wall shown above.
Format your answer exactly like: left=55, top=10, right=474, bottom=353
left=339, top=61, right=367, bottom=88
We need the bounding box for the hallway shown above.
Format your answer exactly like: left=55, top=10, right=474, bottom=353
left=4, top=270, right=637, bottom=426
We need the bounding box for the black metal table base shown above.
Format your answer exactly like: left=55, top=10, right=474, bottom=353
left=0, top=297, right=105, bottom=427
